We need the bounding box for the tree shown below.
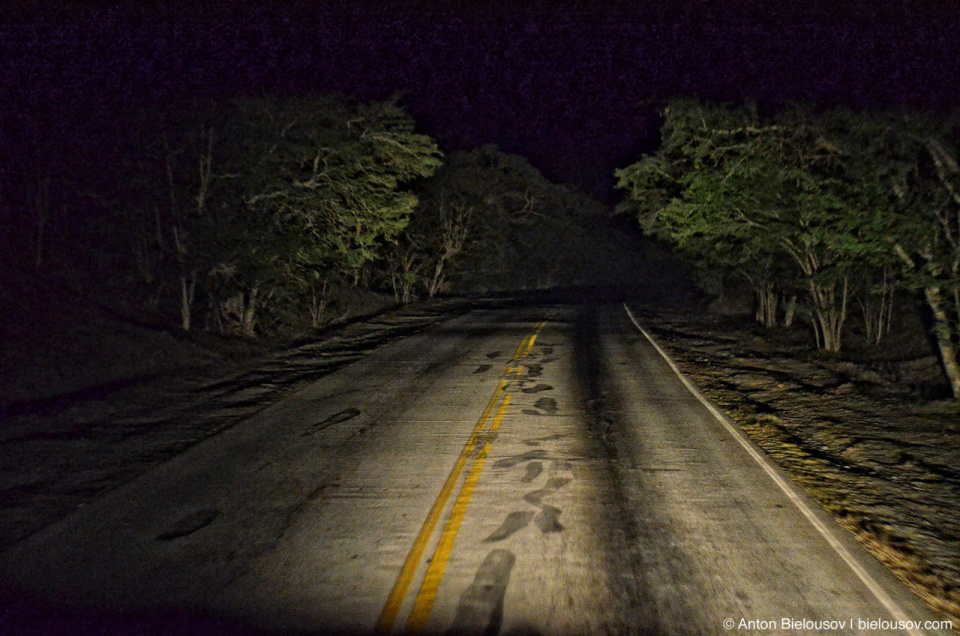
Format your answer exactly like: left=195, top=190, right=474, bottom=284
left=384, top=144, right=618, bottom=298
left=86, top=104, right=235, bottom=328
left=415, top=146, right=583, bottom=291
left=95, top=94, right=441, bottom=335
left=860, top=114, right=960, bottom=397
left=387, top=152, right=484, bottom=302
left=617, top=100, right=878, bottom=351
left=618, top=99, right=960, bottom=395
left=915, top=138, right=960, bottom=397
left=616, top=101, right=795, bottom=327
left=242, top=95, right=441, bottom=329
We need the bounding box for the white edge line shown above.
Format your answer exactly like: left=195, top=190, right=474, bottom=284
left=622, top=303, right=924, bottom=636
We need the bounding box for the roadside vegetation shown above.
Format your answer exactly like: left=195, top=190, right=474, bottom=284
left=617, top=99, right=960, bottom=398
left=8, top=92, right=631, bottom=338
left=80, top=94, right=443, bottom=338
left=2, top=92, right=656, bottom=406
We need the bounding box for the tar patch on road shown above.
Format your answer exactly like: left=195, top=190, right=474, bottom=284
left=520, top=462, right=543, bottom=483
left=489, top=442, right=574, bottom=541
left=303, top=408, right=361, bottom=435
left=156, top=508, right=219, bottom=541
left=522, top=397, right=558, bottom=416
left=484, top=512, right=536, bottom=543
left=523, top=475, right=573, bottom=507
left=523, top=433, right=565, bottom=446
left=520, top=384, right=553, bottom=394
left=445, top=549, right=515, bottom=636
left=493, top=450, right=548, bottom=469
left=534, top=506, right=564, bottom=534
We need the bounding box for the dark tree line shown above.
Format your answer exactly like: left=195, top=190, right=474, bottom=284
left=400, top=145, right=615, bottom=298
left=617, top=99, right=960, bottom=398
left=80, top=94, right=441, bottom=337
left=8, top=92, right=624, bottom=340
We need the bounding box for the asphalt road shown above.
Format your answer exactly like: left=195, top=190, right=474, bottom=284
left=0, top=303, right=950, bottom=635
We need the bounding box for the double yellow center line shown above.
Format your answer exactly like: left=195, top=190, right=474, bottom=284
left=374, top=320, right=546, bottom=635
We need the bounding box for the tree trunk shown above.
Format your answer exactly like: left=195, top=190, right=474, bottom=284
left=241, top=286, right=259, bottom=338
left=426, top=203, right=468, bottom=298
left=925, top=286, right=960, bottom=399
left=879, top=270, right=895, bottom=344
left=809, top=276, right=848, bottom=353
left=889, top=241, right=958, bottom=397
left=309, top=278, right=328, bottom=328
left=755, top=287, right=778, bottom=327
left=180, top=273, right=197, bottom=331
left=427, top=259, right=446, bottom=298
left=859, top=269, right=895, bottom=346
left=782, top=294, right=798, bottom=327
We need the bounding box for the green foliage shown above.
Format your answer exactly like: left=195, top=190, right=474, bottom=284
left=242, top=95, right=442, bottom=283
left=101, top=93, right=441, bottom=335
left=620, top=101, right=857, bottom=275
left=617, top=100, right=896, bottom=351
left=401, top=145, right=612, bottom=293
left=617, top=98, right=960, bottom=390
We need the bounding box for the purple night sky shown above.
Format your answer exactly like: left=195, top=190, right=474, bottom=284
left=3, top=0, right=960, bottom=201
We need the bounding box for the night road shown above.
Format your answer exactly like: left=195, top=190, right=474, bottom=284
left=0, top=303, right=949, bottom=635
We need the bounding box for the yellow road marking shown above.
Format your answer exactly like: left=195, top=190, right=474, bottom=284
left=376, top=318, right=548, bottom=634
left=509, top=321, right=546, bottom=371
left=521, top=334, right=537, bottom=358
left=511, top=334, right=531, bottom=361
left=373, top=380, right=506, bottom=634
left=405, top=394, right=511, bottom=633
left=526, top=321, right=546, bottom=357
left=511, top=321, right=546, bottom=362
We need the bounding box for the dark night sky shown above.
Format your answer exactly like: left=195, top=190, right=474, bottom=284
left=3, top=0, right=960, bottom=202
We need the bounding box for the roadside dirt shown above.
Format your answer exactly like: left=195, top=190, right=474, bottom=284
left=0, top=298, right=474, bottom=551
left=637, top=308, right=960, bottom=627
